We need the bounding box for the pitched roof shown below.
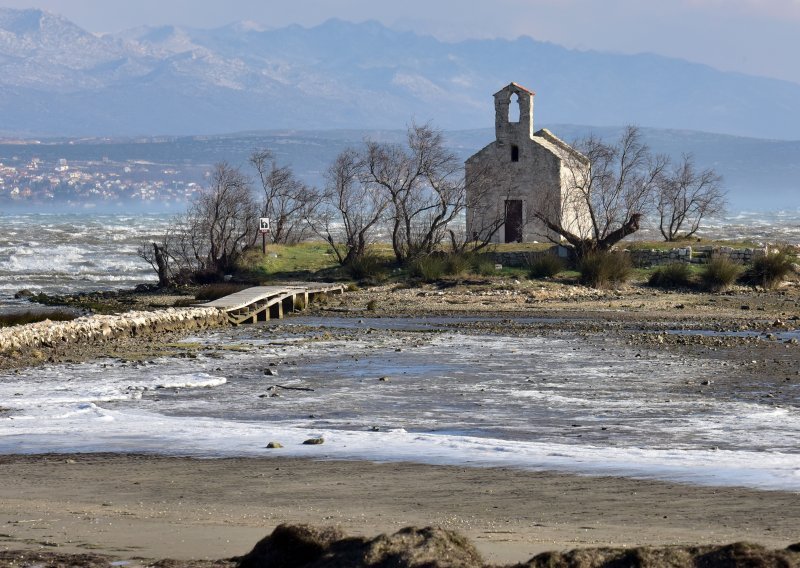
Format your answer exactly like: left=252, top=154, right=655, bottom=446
left=494, top=82, right=535, bottom=97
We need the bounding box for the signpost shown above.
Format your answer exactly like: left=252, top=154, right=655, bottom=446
left=259, top=218, right=271, bottom=254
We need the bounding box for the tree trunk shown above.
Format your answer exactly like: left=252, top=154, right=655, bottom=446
left=152, top=242, right=170, bottom=288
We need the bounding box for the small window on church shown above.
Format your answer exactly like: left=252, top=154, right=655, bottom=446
left=511, top=145, right=519, bottom=162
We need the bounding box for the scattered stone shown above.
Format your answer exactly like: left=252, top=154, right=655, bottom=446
left=302, top=437, right=324, bottom=445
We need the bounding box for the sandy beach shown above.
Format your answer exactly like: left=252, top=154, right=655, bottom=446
left=0, top=454, right=798, bottom=565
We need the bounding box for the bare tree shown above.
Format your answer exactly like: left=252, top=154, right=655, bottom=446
left=657, top=154, right=725, bottom=241
left=535, top=126, right=669, bottom=257
left=365, top=123, right=467, bottom=263
left=310, top=149, right=388, bottom=265
left=137, top=241, right=172, bottom=287
left=250, top=149, right=318, bottom=244
left=168, top=163, right=258, bottom=278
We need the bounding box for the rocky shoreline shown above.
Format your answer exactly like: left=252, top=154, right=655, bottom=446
left=3, top=277, right=800, bottom=371
left=0, top=306, right=227, bottom=370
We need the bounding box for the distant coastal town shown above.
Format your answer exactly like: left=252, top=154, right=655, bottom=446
left=0, top=155, right=205, bottom=206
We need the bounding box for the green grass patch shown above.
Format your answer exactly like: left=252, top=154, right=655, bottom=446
left=238, top=242, right=342, bottom=280
left=625, top=238, right=763, bottom=251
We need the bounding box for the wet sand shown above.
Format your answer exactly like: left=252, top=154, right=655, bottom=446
left=0, top=454, right=798, bottom=564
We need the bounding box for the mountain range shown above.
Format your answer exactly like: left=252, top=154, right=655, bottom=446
left=1, top=8, right=800, bottom=140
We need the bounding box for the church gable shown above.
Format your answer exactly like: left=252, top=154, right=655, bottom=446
left=465, top=82, right=589, bottom=244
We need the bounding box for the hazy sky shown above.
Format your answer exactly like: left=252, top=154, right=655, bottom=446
left=3, top=0, right=799, bottom=84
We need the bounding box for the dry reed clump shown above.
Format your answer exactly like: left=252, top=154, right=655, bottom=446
left=701, top=257, right=741, bottom=292
left=648, top=262, right=692, bottom=289
left=744, top=248, right=795, bottom=290
left=527, top=255, right=564, bottom=279
left=578, top=252, right=632, bottom=288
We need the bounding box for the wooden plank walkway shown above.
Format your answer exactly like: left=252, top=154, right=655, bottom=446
left=201, top=282, right=345, bottom=325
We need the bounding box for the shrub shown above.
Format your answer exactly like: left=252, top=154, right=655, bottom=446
left=444, top=253, right=471, bottom=277
left=366, top=299, right=377, bottom=311
left=469, top=255, right=497, bottom=276
left=408, top=255, right=447, bottom=282
left=701, top=257, right=741, bottom=291
left=648, top=262, right=692, bottom=289
left=578, top=252, right=632, bottom=288
left=195, top=283, right=251, bottom=302
left=528, top=255, right=564, bottom=279
left=345, top=254, right=388, bottom=282
left=744, top=248, right=794, bottom=290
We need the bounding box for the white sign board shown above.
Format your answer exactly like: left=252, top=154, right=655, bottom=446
left=259, top=218, right=271, bottom=233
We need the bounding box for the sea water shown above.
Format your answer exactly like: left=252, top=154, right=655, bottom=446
left=1, top=318, right=798, bottom=491
left=0, top=212, right=167, bottom=310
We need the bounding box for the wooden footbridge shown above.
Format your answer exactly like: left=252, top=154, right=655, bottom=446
left=201, top=282, right=345, bottom=325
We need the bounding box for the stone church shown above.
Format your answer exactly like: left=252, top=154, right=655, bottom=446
left=465, top=82, right=591, bottom=244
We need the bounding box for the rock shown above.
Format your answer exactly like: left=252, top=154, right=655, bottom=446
left=302, top=437, right=324, bottom=445
left=701, top=379, right=713, bottom=385
left=265, top=368, right=278, bottom=376
left=378, top=376, right=390, bottom=382
left=13, top=289, right=34, bottom=299
left=238, top=524, right=346, bottom=568
left=238, top=524, right=484, bottom=568
left=266, top=441, right=283, bottom=449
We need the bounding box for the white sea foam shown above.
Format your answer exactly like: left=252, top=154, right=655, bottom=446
left=2, top=407, right=798, bottom=491
left=1, top=327, right=798, bottom=491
